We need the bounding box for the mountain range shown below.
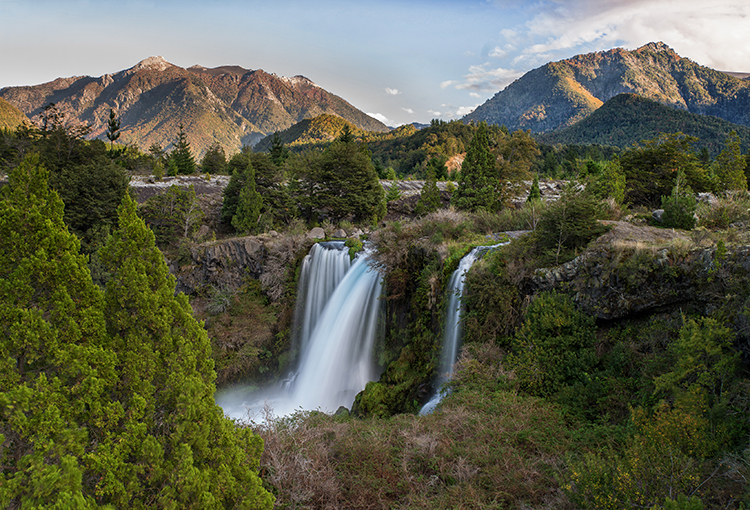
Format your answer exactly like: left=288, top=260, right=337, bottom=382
left=0, top=56, right=388, bottom=157
left=463, top=42, right=750, bottom=134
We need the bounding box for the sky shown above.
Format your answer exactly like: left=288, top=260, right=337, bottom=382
left=1, top=0, right=749, bottom=127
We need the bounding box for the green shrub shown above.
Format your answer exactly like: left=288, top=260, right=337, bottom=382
left=661, top=170, right=697, bottom=230
left=536, top=182, right=608, bottom=265
left=506, top=291, right=597, bottom=398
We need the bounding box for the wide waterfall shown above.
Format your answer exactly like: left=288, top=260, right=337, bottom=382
left=420, top=243, right=506, bottom=415
left=216, top=241, right=383, bottom=420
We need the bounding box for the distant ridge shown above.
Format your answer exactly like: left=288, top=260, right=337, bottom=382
left=0, top=57, right=389, bottom=156
left=537, top=93, right=750, bottom=155
left=254, top=114, right=366, bottom=151
left=463, top=42, right=750, bottom=133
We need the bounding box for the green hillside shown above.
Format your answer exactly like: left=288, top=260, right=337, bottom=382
left=538, top=93, right=750, bottom=156
left=0, top=97, right=29, bottom=130
left=253, top=114, right=370, bottom=151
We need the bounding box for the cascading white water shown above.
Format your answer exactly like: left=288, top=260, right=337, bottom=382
left=290, top=253, right=383, bottom=412
left=291, top=241, right=351, bottom=357
left=215, top=242, right=383, bottom=420
left=420, top=243, right=507, bottom=415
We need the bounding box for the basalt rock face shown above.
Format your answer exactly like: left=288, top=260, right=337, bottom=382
left=531, top=226, right=750, bottom=323
left=177, top=236, right=269, bottom=295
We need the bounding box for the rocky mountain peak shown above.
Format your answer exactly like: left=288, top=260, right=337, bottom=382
left=129, top=56, right=171, bottom=74
left=279, top=75, right=317, bottom=88
left=637, top=41, right=675, bottom=54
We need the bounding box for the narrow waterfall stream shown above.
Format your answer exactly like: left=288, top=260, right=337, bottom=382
left=420, top=242, right=507, bottom=415
left=216, top=241, right=383, bottom=420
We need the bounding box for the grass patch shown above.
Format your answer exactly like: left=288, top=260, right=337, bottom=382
left=252, top=345, right=576, bottom=509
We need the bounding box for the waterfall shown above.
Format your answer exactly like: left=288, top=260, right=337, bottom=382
left=291, top=241, right=351, bottom=358
left=420, top=243, right=506, bottom=415
left=216, top=242, right=383, bottom=420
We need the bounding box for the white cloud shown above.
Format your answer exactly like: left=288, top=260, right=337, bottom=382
left=455, top=105, right=477, bottom=116
left=367, top=112, right=393, bottom=125
left=440, top=80, right=458, bottom=89
left=428, top=109, right=442, bottom=117
left=489, top=46, right=507, bottom=58
left=519, top=0, right=750, bottom=71
left=469, top=92, right=481, bottom=98
left=448, top=64, right=524, bottom=93
left=402, top=107, right=414, bottom=114
left=500, top=28, right=518, bottom=39
left=385, top=87, right=401, bottom=96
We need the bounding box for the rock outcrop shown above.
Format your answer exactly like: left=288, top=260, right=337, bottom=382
left=531, top=222, right=750, bottom=322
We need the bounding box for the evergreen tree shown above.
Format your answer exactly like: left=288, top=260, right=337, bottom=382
left=269, top=132, right=290, bottom=167
left=169, top=124, right=196, bottom=175
left=714, top=130, right=747, bottom=192
left=620, top=132, right=709, bottom=206
left=385, top=182, right=402, bottom=202
left=660, top=169, right=697, bottom=230
left=451, top=122, right=498, bottom=212
left=200, top=142, right=227, bottom=174
left=537, top=182, right=607, bottom=265
left=291, top=131, right=386, bottom=223
left=106, top=108, right=121, bottom=150
left=97, top=194, right=274, bottom=509
left=527, top=173, right=541, bottom=202
left=415, top=165, right=441, bottom=215
left=220, top=151, right=287, bottom=229
left=50, top=158, right=130, bottom=253
left=232, top=165, right=263, bottom=234
left=0, top=154, right=118, bottom=508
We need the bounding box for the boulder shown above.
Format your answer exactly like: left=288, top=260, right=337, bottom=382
left=306, top=227, right=325, bottom=240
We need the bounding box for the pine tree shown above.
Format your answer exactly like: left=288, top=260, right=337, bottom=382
left=269, top=131, right=290, bottom=167
left=0, top=154, right=118, bottom=508
left=200, top=142, right=227, bottom=174
left=714, top=130, right=747, bottom=192
left=106, top=108, right=121, bottom=150
left=295, top=132, right=386, bottom=223
left=232, top=164, right=263, bottom=234
left=170, top=124, right=196, bottom=175
left=451, top=122, right=498, bottom=212
left=527, top=173, right=541, bottom=202
left=415, top=165, right=441, bottom=215
left=97, top=194, right=274, bottom=509
left=385, top=182, right=402, bottom=202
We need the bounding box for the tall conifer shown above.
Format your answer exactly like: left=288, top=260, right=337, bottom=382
left=451, top=122, right=498, bottom=212
left=170, top=124, right=197, bottom=175
left=232, top=163, right=263, bottom=234
left=415, top=165, right=441, bottom=216
left=97, top=194, right=273, bottom=509
left=0, top=154, right=117, bottom=508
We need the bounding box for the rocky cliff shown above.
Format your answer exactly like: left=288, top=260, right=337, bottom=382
left=532, top=222, right=750, bottom=337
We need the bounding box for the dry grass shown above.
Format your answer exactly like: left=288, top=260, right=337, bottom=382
left=249, top=342, right=575, bottom=510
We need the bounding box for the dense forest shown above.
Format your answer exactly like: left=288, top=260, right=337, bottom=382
left=1, top=107, right=750, bottom=509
